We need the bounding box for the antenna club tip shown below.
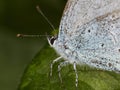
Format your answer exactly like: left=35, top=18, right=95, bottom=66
left=36, top=5, right=40, bottom=9
left=16, top=34, right=23, bottom=37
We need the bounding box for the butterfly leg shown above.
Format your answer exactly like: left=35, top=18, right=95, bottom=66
left=73, top=61, right=78, bottom=87
left=50, top=56, right=62, bottom=76
left=58, top=61, right=69, bottom=83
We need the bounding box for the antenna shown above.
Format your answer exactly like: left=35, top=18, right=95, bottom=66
left=17, top=6, right=55, bottom=38
left=36, top=5, right=55, bottom=30
left=16, top=34, right=52, bottom=38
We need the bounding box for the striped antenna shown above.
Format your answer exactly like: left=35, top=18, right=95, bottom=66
left=36, top=5, right=55, bottom=30
left=17, top=6, right=55, bottom=38
left=16, top=34, right=52, bottom=38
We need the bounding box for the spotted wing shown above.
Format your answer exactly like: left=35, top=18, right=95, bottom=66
left=58, top=0, right=120, bottom=38
left=58, top=0, right=120, bottom=72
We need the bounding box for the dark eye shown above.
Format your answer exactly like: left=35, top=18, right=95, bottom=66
left=50, top=37, right=56, bottom=45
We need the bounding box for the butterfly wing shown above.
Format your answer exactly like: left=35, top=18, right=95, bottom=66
left=57, top=0, right=120, bottom=72
left=59, top=0, right=120, bottom=38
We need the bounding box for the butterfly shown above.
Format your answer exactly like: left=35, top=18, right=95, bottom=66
left=47, top=0, right=120, bottom=87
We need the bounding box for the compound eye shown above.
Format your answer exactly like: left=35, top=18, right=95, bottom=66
left=50, top=37, right=56, bottom=45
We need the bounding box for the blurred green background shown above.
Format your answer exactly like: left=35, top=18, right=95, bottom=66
left=0, top=0, right=66, bottom=90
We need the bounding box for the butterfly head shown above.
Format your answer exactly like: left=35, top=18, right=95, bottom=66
left=47, top=29, right=59, bottom=47
left=47, top=36, right=57, bottom=47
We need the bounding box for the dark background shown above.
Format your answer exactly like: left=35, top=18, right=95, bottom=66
left=0, top=0, right=66, bottom=90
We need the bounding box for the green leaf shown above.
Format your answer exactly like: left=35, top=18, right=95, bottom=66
left=18, top=43, right=120, bottom=90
